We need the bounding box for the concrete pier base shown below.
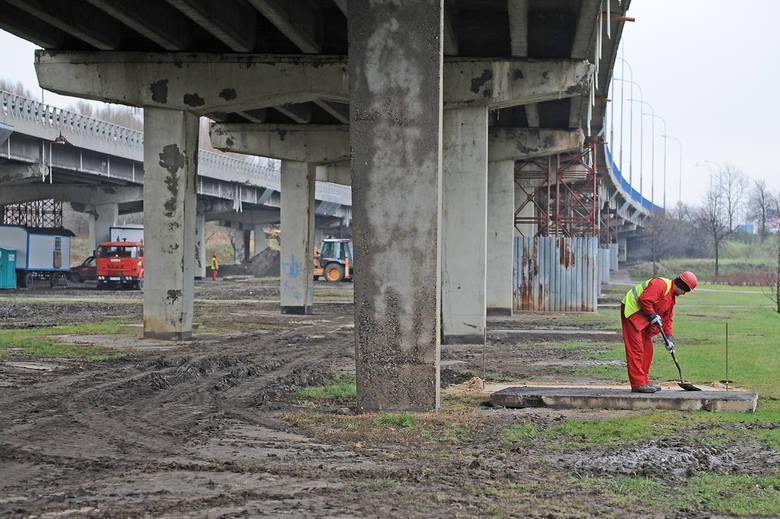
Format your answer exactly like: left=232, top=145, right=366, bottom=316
left=491, top=386, right=758, bottom=413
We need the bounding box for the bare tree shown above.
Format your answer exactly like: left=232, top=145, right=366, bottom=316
left=0, top=79, right=34, bottom=98
left=718, top=164, right=747, bottom=231
left=696, top=185, right=731, bottom=277
left=747, top=179, right=774, bottom=240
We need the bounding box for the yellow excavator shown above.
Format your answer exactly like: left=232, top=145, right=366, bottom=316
left=313, top=238, right=353, bottom=282
left=264, top=229, right=353, bottom=282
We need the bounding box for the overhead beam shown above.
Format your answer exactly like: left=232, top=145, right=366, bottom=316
left=6, top=0, right=121, bottom=50
left=84, top=0, right=190, bottom=51
left=275, top=103, right=313, bottom=124
left=488, top=128, right=584, bottom=161
left=443, top=4, right=458, bottom=56
left=313, top=100, right=349, bottom=124
left=35, top=52, right=350, bottom=114
left=332, top=0, right=347, bottom=17
left=36, top=52, right=592, bottom=114
left=571, top=0, right=602, bottom=59
left=0, top=3, right=65, bottom=48
left=210, top=124, right=349, bottom=164
left=0, top=163, right=49, bottom=185
left=0, top=183, right=143, bottom=206
left=246, top=0, right=321, bottom=53
left=507, top=0, right=529, bottom=57
left=444, top=59, right=593, bottom=109
left=166, top=0, right=256, bottom=52
left=315, top=162, right=350, bottom=185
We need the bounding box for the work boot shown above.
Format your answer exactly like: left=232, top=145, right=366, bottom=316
left=631, top=385, right=658, bottom=393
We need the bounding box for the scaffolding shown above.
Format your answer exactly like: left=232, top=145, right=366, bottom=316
left=514, top=142, right=599, bottom=238
left=1, top=200, right=63, bottom=228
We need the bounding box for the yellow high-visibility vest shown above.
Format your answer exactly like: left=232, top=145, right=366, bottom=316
left=622, top=278, right=672, bottom=318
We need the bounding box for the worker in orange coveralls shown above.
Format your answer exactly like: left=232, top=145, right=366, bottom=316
left=620, top=271, right=697, bottom=393
left=211, top=252, right=219, bottom=281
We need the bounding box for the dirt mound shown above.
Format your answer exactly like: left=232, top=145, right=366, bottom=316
left=245, top=248, right=280, bottom=277
left=218, top=248, right=280, bottom=277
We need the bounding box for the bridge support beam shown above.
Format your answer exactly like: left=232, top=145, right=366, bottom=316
left=194, top=212, right=206, bottom=279
left=350, top=1, right=443, bottom=412
left=442, top=106, right=488, bottom=344
left=88, top=203, right=118, bottom=250
left=279, top=160, right=315, bottom=314
left=486, top=160, right=515, bottom=316
left=142, top=107, right=198, bottom=340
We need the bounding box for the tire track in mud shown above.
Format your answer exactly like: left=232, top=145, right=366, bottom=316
left=0, top=313, right=357, bottom=487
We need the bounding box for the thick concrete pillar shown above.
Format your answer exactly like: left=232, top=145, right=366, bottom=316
left=350, top=1, right=444, bottom=412
left=280, top=160, right=314, bottom=314
left=194, top=212, right=206, bottom=279
left=142, top=107, right=198, bottom=339
left=88, top=203, right=118, bottom=251
left=252, top=225, right=269, bottom=256
left=442, top=107, right=488, bottom=343
left=487, top=160, right=515, bottom=316
left=231, top=228, right=249, bottom=264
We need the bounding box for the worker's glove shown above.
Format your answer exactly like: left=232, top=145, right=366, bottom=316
left=665, top=335, right=675, bottom=353
left=648, top=313, right=663, bottom=328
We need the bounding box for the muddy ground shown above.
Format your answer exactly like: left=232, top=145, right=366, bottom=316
left=0, top=278, right=777, bottom=518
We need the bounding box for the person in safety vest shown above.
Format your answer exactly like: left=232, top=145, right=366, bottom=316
left=620, top=271, right=698, bottom=393
left=211, top=252, right=219, bottom=281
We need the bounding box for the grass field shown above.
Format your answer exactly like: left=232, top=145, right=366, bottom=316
left=594, top=282, right=779, bottom=400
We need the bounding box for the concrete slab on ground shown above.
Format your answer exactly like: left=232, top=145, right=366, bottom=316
left=490, top=386, right=758, bottom=413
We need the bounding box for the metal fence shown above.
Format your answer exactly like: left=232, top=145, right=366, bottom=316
left=513, top=235, right=599, bottom=312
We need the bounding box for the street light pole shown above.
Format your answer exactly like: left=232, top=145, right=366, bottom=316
left=628, top=98, right=654, bottom=203
left=613, top=77, right=640, bottom=190
left=614, top=56, right=633, bottom=174
left=663, top=134, right=682, bottom=206
left=647, top=113, right=667, bottom=208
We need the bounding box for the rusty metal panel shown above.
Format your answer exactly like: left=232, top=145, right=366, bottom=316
left=514, top=236, right=598, bottom=312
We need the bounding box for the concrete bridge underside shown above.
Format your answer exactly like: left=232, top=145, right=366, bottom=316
left=0, top=0, right=636, bottom=412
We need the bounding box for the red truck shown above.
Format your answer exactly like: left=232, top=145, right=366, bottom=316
left=96, top=240, right=144, bottom=290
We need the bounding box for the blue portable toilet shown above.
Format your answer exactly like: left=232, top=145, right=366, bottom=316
left=0, top=247, right=16, bottom=289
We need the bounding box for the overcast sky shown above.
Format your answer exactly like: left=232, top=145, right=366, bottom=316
left=611, top=0, right=780, bottom=206
left=1, top=1, right=779, bottom=207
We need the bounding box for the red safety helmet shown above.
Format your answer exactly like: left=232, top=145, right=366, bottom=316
left=677, top=271, right=697, bottom=292
left=213, top=252, right=217, bottom=257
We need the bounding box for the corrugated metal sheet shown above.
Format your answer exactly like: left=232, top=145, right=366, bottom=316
left=609, top=243, right=619, bottom=271
left=598, top=247, right=611, bottom=286
left=513, top=236, right=598, bottom=312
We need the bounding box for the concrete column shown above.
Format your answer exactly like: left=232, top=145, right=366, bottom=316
left=231, top=228, right=249, bottom=264
left=487, top=160, right=515, bottom=316
left=194, top=212, right=206, bottom=279
left=280, top=160, right=314, bottom=314
left=88, top=203, right=118, bottom=251
left=142, top=107, right=198, bottom=340
left=442, top=106, right=488, bottom=344
left=349, top=0, right=444, bottom=412
left=252, top=225, right=269, bottom=256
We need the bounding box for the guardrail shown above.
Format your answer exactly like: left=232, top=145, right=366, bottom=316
left=604, top=144, right=662, bottom=213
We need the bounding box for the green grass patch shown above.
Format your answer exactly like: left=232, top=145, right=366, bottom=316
left=563, top=283, right=778, bottom=399
left=294, top=372, right=356, bottom=399
left=502, top=407, right=780, bottom=450
left=503, top=422, right=541, bottom=442
left=673, top=473, right=780, bottom=516
left=573, top=472, right=780, bottom=516
left=0, top=320, right=130, bottom=360
left=374, top=412, right=417, bottom=428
